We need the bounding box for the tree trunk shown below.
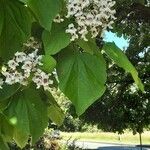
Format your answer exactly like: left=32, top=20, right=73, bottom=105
left=139, top=133, right=142, bottom=150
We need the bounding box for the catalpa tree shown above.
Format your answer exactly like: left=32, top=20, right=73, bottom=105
left=0, top=0, right=145, bottom=148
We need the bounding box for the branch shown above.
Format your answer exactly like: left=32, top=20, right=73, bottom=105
left=129, top=3, right=150, bottom=22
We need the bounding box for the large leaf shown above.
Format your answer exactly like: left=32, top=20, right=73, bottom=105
left=46, top=92, right=65, bottom=126
left=0, top=0, right=31, bottom=60
left=19, top=0, right=28, bottom=3
left=0, top=136, right=9, bottom=150
left=28, top=0, right=62, bottom=31
left=103, top=42, right=144, bottom=91
left=42, top=22, right=70, bottom=55
left=0, top=84, right=20, bottom=102
left=4, top=88, right=48, bottom=148
left=0, top=7, right=4, bottom=35
left=77, top=38, right=98, bottom=54
left=57, top=48, right=107, bottom=115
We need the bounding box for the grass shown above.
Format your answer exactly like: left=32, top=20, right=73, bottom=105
left=61, top=131, right=150, bottom=145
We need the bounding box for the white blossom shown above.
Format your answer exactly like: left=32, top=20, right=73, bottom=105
left=0, top=78, right=4, bottom=89
left=65, top=0, right=116, bottom=41
left=15, top=51, right=26, bottom=63
left=53, top=14, right=64, bottom=23
left=0, top=49, right=54, bottom=91
left=32, top=69, right=53, bottom=90
left=8, top=59, right=19, bottom=70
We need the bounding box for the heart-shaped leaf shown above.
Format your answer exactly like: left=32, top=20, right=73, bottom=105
left=57, top=48, right=107, bottom=115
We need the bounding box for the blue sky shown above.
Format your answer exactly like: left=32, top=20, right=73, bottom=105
left=104, top=32, right=129, bottom=49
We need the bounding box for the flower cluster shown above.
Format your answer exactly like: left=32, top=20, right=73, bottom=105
left=32, top=69, right=53, bottom=90
left=65, top=0, right=116, bottom=41
left=0, top=50, right=53, bottom=91
left=53, top=14, right=64, bottom=23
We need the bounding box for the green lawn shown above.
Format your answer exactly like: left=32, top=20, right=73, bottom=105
left=61, top=131, right=150, bottom=145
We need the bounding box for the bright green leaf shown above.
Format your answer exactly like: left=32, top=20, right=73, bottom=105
left=0, top=0, right=31, bottom=61
left=40, top=55, right=56, bottom=73
left=103, top=42, right=144, bottom=91
left=4, top=88, right=48, bottom=148
left=57, top=48, right=107, bottom=115
left=28, top=0, right=62, bottom=31
left=48, top=105, right=65, bottom=126
left=42, top=22, right=71, bottom=55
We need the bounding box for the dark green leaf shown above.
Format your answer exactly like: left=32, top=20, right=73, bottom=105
left=0, top=0, right=31, bottom=61
left=103, top=42, right=144, bottom=91
left=0, top=84, right=20, bottom=102
left=0, top=113, right=14, bottom=142
left=57, top=48, right=107, bottom=115
left=0, top=7, right=4, bottom=35
left=19, top=0, right=28, bottom=3
left=42, top=22, right=70, bottom=55
left=28, top=0, right=62, bottom=31
left=0, top=136, right=9, bottom=150
left=40, top=55, right=56, bottom=73
left=4, top=88, right=48, bottom=148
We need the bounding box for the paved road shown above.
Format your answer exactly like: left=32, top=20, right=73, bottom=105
left=66, top=141, right=150, bottom=150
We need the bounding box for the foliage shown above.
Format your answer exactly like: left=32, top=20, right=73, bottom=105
left=0, top=0, right=148, bottom=148
left=81, top=0, right=150, bottom=134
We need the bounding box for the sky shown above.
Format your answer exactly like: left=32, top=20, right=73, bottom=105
left=104, top=32, right=129, bottom=49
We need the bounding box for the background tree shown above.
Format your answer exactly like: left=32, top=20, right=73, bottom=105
left=81, top=0, right=150, bottom=137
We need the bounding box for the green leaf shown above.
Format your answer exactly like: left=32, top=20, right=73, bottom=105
left=57, top=48, right=107, bottom=115
left=42, top=22, right=71, bottom=55
left=4, top=88, right=48, bottom=148
left=48, top=105, right=65, bottom=126
left=46, top=92, right=65, bottom=126
left=28, top=0, right=62, bottom=31
left=0, top=113, right=14, bottom=142
left=103, top=42, right=144, bottom=91
left=0, top=0, right=31, bottom=61
left=19, top=0, right=28, bottom=3
left=0, top=84, right=20, bottom=102
left=0, top=136, right=9, bottom=150
left=0, top=7, right=4, bottom=35
left=40, top=55, right=56, bottom=73
left=77, top=38, right=98, bottom=54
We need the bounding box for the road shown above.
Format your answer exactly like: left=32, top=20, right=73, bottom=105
left=65, top=141, right=150, bottom=150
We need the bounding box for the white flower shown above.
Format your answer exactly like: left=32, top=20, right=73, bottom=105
left=32, top=69, right=53, bottom=90
left=85, top=13, right=94, bottom=26
left=90, top=27, right=99, bottom=38
left=66, top=23, right=77, bottom=34
left=65, top=0, right=116, bottom=41
left=53, top=14, right=64, bottom=23
left=8, top=59, right=19, bottom=70
left=4, top=71, right=24, bottom=85
left=15, top=51, right=26, bottom=63
left=4, top=72, right=15, bottom=85
left=70, top=33, right=79, bottom=41
left=22, top=60, right=33, bottom=72
left=13, top=71, right=24, bottom=83
left=0, top=78, right=4, bottom=89
left=1, top=49, right=54, bottom=90
left=28, top=49, right=38, bottom=59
